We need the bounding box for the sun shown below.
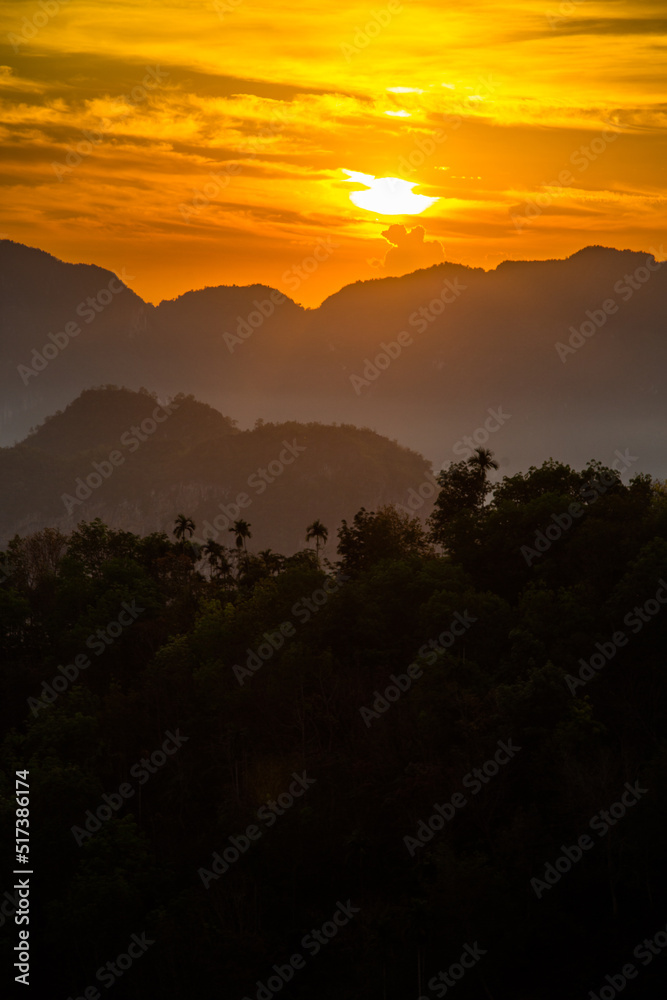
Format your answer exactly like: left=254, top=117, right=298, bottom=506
left=341, top=170, right=439, bottom=216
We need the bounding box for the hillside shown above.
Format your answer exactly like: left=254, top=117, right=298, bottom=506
left=0, top=386, right=434, bottom=553
left=1, top=241, right=665, bottom=476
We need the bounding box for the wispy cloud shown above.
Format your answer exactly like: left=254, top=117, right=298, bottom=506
left=0, top=0, right=664, bottom=304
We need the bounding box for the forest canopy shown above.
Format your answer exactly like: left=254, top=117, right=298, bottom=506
left=1, top=455, right=666, bottom=999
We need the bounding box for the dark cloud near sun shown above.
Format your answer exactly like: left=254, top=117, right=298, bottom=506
left=379, top=225, right=445, bottom=275
left=511, top=17, right=667, bottom=43
left=0, top=46, right=362, bottom=103
left=555, top=17, right=667, bottom=36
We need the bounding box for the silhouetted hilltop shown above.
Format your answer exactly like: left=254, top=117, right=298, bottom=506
left=0, top=386, right=433, bottom=552
left=26, top=386, right=238, bottom=456
left=1, top=240, right=665, bottom=475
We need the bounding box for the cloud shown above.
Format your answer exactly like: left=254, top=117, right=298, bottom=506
left=543, top=17, right=667, bottom=38
left=0, top=0, right=665, bottom=306
left=378, top=224, right=445, bottom=275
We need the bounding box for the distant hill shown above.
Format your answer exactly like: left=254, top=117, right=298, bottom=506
left=0, top=386, right=433, bottom=553
left=1, top=240, right=665, bottom=475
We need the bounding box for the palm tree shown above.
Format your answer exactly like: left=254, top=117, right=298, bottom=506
left=229, top=519, right=252, bottom=552
left=202, top=538, right=231, bottom=579
left=173, top=513, right=195, bottom=547
left=259, top=549, right=284, bottom=575
left=467, top=447, right=499, bottom=477
left=306, top=520, right=328, bottom=560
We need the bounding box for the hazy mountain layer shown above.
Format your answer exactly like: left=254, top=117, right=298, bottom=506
left=1, top=240, right=665, bottom=476
left=0, top=386, right=433, bottom=553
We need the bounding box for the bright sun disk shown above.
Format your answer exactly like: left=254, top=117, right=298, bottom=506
left=341, top=170, right=439, bottom=216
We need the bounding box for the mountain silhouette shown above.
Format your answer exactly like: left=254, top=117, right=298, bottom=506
left=0, top=386, right=433, bottom=552
left=1, top=239, right=665, bottom=475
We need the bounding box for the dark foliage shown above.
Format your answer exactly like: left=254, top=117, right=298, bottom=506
left=1, top=461, right=667, bottom=999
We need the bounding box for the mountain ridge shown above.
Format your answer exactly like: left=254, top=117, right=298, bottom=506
left=4, top=238, right=658, bottom=302
left=1, top=240, right=665, bottom=477
left=0, top=385, right=432, bottom=553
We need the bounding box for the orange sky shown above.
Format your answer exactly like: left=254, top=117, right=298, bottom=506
left=1, top=0, right=666, bottom=306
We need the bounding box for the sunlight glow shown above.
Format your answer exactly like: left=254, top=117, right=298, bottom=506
left=0, top=0, right=663, bottom=304
left=341, top=170, right=439, bottom=216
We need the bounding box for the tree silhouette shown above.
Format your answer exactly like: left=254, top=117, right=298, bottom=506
left=337, top=505, right=429, bottom=576
left=306, top=520, right=328, bottom=560
left=229, top=519, right=252, bottom=552
left=259, top=549, right=284, bottom=575
left=173, top=513, right=195, bottom=547
left=1, top=450, right=666, bottom=1000
left=467, top=446, right=499, bottom=477
left=427, top=455, right=494, bottom=554
left=202, top=538, right=231, bottom=580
